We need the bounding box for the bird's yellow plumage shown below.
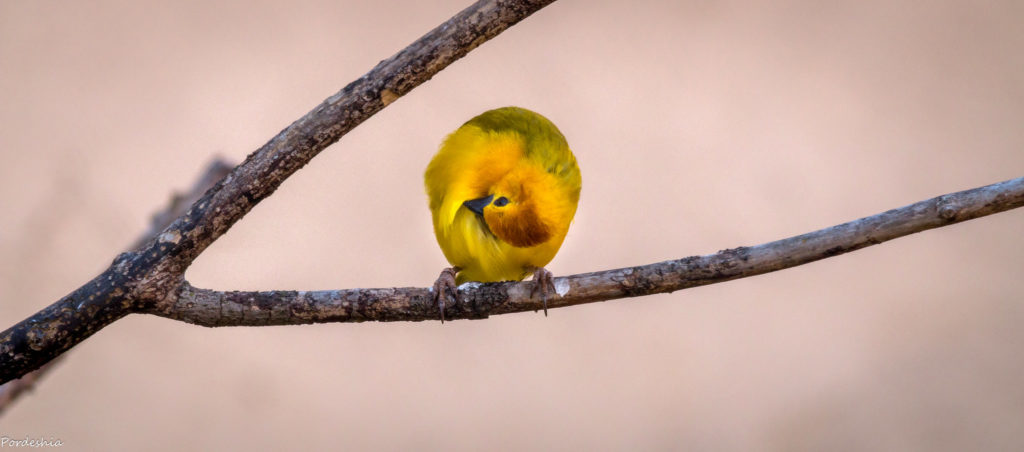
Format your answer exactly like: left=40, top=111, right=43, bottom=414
left=425, top=107, right=581, bottom=291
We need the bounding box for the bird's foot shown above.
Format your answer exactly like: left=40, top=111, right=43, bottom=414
left=432, top=267, right=459, bottom=323
left=531, top=267, right=554, bottom=316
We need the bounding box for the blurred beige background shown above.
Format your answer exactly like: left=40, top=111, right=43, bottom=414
left=2, top=0, right=1023, bottom=450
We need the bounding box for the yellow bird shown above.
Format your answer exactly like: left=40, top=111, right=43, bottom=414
left=425, top=106, right=581, bottom=319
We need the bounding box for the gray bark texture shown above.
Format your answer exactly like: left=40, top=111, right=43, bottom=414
left=148, top=177, right=1024, bottom=326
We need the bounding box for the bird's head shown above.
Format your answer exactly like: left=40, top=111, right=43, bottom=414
left=463, top=168, right=560, bottom=248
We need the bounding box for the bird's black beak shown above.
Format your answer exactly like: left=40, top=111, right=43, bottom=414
left=464, top=194, right=494, bottom=216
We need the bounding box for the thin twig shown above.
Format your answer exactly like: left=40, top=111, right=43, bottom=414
left=0, top=158, right=233, bottom=415
left=0, top=361, right=55, bottom=418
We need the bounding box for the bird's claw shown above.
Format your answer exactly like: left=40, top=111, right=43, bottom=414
left=432, top=267, right=459, bottom=323
left=531, top=267, right=554, bottom=316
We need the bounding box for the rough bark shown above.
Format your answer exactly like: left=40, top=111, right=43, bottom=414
left=0, top=0, right=557, bottom=385
left=146, top=177, right=1024, bottom=326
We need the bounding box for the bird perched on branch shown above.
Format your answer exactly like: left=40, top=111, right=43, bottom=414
left=425, top=106, right=582, bottom=320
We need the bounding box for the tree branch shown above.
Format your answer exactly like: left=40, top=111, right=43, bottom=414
left=144, top=177, right=1024, bottom=326
left=0, top=0, right=557, bottom=385
left=0, top=158, right=234, bottom=415
left=0, top=0, right=1020, bottom=409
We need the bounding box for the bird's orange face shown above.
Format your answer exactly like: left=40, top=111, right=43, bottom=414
left=480, top=169, right=556, bottom=248
left=482, top=194, right=549, bottom=248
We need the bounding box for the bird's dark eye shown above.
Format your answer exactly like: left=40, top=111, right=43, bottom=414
left=493, top=196, right=509, bottom=207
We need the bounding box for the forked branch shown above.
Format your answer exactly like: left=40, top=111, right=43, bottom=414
left=0, top=0, right=557, bottom=385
